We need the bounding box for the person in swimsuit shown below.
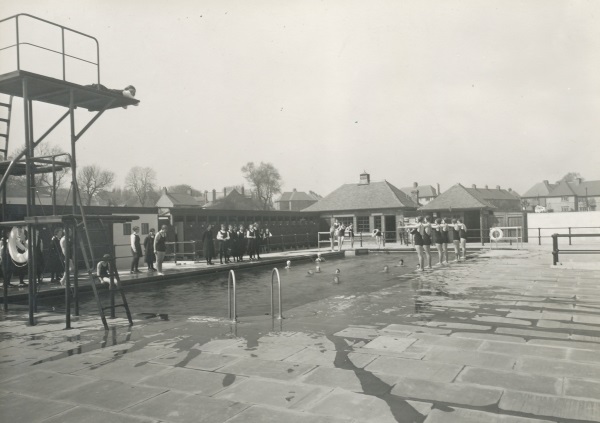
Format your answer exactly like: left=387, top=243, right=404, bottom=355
left=216, top=224, right=230, bottom=264
left=432, top=218, right=444, bottom=266
left=422, top=216, right=433, bottom=269
left=96, top=254, right=111, bottom=284
left=441, top=218, right=450, bottom=264
left=451, top=218, right=461, bottom=262
left=337, top=223, right=346, bottom=251
left=410, top=217, right=425, bottom=271
left=458, top=218, right=468, bottom=260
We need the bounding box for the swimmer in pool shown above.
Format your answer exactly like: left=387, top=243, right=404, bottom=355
left=333, top=276, right=340, bottom=284
left=395, top=259, right=405, bottom=267
left=382, top=265, right=389, bottom=273
left=307, top=270, right=314, bottom=275
left=285, top=260, right=291, bottom=269
left=315, top=265, right=321, bottom=273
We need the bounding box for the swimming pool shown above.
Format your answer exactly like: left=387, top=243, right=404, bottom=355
left=39, top=253, right=419, bottom=319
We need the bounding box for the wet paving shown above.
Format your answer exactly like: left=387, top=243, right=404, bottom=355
left=1, top=248, right=599, bottom=422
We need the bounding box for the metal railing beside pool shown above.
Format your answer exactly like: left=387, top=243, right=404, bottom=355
left=530, top=226, right=600, bottom=246
left=551, top=233, right=600, bottom=265
left=226, top=268, right=283, bottom=323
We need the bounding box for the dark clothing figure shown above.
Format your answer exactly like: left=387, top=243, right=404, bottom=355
left=131, top=233, right=142, bottom=272
left=228, top=230, right=238, bottom=262
left=143, top=234, right=156, bottom=270
left=45, top=234, right=62, bottom=283
left=237, top=230, right=245, bottom=261
left=98, top=261, right=109, bottom=278
left=246, top=228, right=256, bottom=260
left=217, top=229, right=229, bottom=264
left=255, top=231, right=261, bottom=259
left=202, top=228, right=215, bottom=265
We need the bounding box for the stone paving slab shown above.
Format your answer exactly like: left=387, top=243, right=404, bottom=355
left=455, top=366, right=562, bottom=395
left=479, top=340, right=568, bottom=359
left=527, top=337, right=600, bottom=350
left=223, top=404, right=355, bottom=423
left=424, top=407, right=556, bottom=423
left=408, top=333, right=484, bottom=350
left=380, top=323, right=451, bottom=335
left=473, top=315, right=532, bottom=326
left=3, top=370, right=95, bottom=398
left=390, top=377, right=502, bottom=406
left=218, top=342, right=306, bottom=361
left=42, top=406, right=158, bottom=423
left=218, top=357, right=315, bottom=381
left=494, top=327, right=570, bottom=340
left=284, top=347, right=339, bottom=367
left=333, top=327, right=380, bottom=339
left=53, top=378, right=167, bottom=411
left=450, top=331, right=526, bottom=343
left=139, top=367, right=244, bottom=395
left=499, top=389, right=600, bottom=421
left=305, top=387, right=432, bottom=423
left=518, top=355, right=600, bottom=379
left=362, top=335, right=417, bottom=353
left=423, top=348, right=516, bottom=370
left=0, top=391, right=76, bottom=423
left=364, top=356, right=463, bottom=382
left=215, top=378, right=331, bottom=410
left=564, top=377, right=600, bottom=400
left=122, top=390, right=248, bottom=423
left=149, top=350, right=241, bottom=371
left=73, top=358, right=172, bottom=384
left=299, top=366, right=371, bottom=394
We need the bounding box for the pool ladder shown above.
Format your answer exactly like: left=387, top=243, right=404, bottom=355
left=227, top=268, right=283, bottom=323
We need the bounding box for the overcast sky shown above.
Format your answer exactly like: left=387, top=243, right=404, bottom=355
left=2, top=0, right=599, bottom=198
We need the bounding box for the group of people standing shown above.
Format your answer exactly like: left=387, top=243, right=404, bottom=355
left=409, top=217, right=468, bottom=271
left=329, top=220, right=355, bottom=251
left=202, top=223, right=272, bottom=265
left=129, top=225, right=168, bottom=276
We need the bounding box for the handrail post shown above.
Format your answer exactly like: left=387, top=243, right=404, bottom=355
left=271, top=268, right=283, bottom=320
left=538, top=228, right=541, bottom=245
left=552, top=234, right=559, bottom=266
left=360, top=232, right=363, bottom=247
left=227, top=270, right=236, bottom=323
left=568, top=227, right=572, bottom=245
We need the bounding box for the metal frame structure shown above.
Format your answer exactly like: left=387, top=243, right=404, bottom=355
left=0, top=13, right=139, bottom=328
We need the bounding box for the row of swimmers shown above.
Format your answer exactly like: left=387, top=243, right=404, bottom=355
left=407, top=217, right=468, bottom=271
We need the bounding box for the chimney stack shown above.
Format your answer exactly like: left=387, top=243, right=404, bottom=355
left=163, top=187, right=168, bottom=195
left=241, top=186, right=245, bottom=195
left=212, top=189, right=216, bottom=202
left=472, top=184, right=477, bottom=189
left=359, top=172, right=370, bottom=185
left=577, top=178, right=583, bottom=185
left=224, top=187, right=227, bottom=197
left=437, top=183, right=441, bottom=196
left=485, top=185, right=489, bottom=189
left=543, top=180, right=549, bottom=185
left=413, top=182, right=418, bottom=188
left=496, top=185, right=501, bottom=190
left=204, top=190, right=208, bottom=203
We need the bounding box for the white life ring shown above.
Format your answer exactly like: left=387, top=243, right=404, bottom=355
left=490, top=228, right=503, bottom=242
left=8, top=227, right=28, bottom=264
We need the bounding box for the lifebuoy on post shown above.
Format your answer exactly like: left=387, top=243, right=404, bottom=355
left=8, top=227, right=28, bottom=264
left=490, top=228, right=504, bottom=242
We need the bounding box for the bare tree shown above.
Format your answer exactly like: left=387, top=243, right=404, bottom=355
left=557, top=172, right=584, bottom=183
left=77, top=165, right=115, bottom=206
left=125, top=166, right=157, bottom=206
left=241, top=161, right=282, bottom=210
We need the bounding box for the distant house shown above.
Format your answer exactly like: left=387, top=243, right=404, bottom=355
left=203, top=188, right=263, bottom=211
left=275, top=189, right=321, bottom=211
left=302, top=172, right=419, bottom=241
left=522, top=178, right=599, bottom=212
left=400, top=182, right=438, bottom=205
left=419, top=183, right=523, bottom=242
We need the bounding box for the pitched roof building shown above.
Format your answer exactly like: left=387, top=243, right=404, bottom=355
left=521, top=178, right=599, bottom=212
left=302, top=172, right=418, bottom=241
left=419, top=183, right=523, bottom=242
left=275, top=189, right=321, bottom=211
left=400, top=182, right=438, bottom=205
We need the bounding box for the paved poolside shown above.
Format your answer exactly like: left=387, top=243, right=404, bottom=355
left=1, top=247, right=599, bottom=422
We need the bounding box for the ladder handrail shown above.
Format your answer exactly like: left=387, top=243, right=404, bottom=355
left=271, top=268, right=283, bottom=320
left=227, top=269, right=237, bottom=323
left=0, top=96, right=13, bottom=161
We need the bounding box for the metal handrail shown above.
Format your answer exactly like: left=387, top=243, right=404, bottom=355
left=227, top=269, right=236, bottom=323
left=270, top=268, right=283, bottom=320
left=0, top=14, right=101, bottom=84
left=551, top=233, right=600, bottom=265
left=531, top=226, right=600, bottom=246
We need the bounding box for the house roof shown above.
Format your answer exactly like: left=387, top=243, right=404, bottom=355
left=420, top=184, right=496, bottom=210
left=570, top=180, right=600, bottom=197
left=400, top=184, right=437, bottom=198
left=521, top=181, right=556, bottom=198
left=302, top=180, right=419, bottom=212
left=548, top=180, right=576, bottom=197
left=203, top=189, right=263, bottom=210
left=277, top=190, right=321, bottom=202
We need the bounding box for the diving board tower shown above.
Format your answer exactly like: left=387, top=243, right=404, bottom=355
left=0, top=14, right=140, bottom=328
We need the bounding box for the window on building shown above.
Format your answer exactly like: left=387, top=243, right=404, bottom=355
left=123, top=223, right=131, bottom=235
left=141, top=223, right=149, bottom=235
left=561, top=196, right=569, bottom=202
left=357, top=216, right=369, bottom=233
left=373, top=216, right=382, bottom=230
left=561, top=206, right=570, bottom=212
left=336, top=217, right=353, bottom=227
left=580, top=207, right=588, bottom=212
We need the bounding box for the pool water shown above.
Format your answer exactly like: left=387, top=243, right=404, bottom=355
left=41, top=253, right=419, bottom=319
